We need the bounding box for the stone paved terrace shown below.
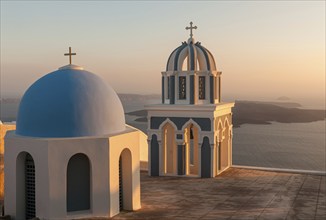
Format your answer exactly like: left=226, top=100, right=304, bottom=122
left=111, top=168, right=325, bottom=220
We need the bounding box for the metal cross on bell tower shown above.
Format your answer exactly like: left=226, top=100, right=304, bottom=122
left=64, top=47, right=76, bottom=65
left=185, top=22, right=197, bottom=38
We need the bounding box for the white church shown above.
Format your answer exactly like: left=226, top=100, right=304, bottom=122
left=4, top=51, right=144, bottom=219
left=3, top=22, right=234, bottom=219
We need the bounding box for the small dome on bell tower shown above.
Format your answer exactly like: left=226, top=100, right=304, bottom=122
left=161, top=22, right=222, bottom=105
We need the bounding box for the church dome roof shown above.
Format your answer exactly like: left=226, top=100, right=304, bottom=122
left=166, top=38, right=217, bottom=72
left=16, top=65, right=126, bottom=138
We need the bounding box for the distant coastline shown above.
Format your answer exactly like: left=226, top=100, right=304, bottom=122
left=126, top=100, right=326, bottom=128
left=1, top=95, right=325, bottom=127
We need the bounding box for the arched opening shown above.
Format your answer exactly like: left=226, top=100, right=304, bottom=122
left=67, top=153, right=90, bottom=212
left=16, top=152, right=35, bottom=219
left=150, top=134, right=159, bottom=176
left=184, top=123, right=199, bottom=175
left=181, top=57, right=188, bottom=71
left=221, top=121, right=230, bottom=172
left=162, top=122, right=177, bottom=175
left=119, top=148, right=132, bottom=211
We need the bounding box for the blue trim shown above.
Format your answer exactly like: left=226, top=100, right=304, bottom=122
left=189, top=43, right=195, bottom=71
left=195, top=42, right=211, bottom=71
left=174, top=42, right=187, bottom=71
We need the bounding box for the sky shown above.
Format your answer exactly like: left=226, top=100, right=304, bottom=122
left=0, top=1, right=325, bottom=107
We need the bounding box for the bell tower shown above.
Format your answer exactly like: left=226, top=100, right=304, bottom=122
left=147, top=22, right=234, bottom=178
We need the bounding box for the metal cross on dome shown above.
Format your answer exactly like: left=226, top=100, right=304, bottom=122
left=64, top=47, right=76, bottom=65
left=185, top=22, right=197, bottom=38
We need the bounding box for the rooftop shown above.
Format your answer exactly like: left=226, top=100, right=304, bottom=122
left=110, top=168, right=325, bottom=220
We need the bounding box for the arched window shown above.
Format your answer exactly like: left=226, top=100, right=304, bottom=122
left=67, top=153, right=90, bottom=212
left=179, top=76, right=186, bottom=99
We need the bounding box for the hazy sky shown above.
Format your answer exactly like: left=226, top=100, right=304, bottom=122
left=1, top=1, right=325, bottom=106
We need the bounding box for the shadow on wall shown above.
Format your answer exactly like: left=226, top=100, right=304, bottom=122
left=126, top=124, right=148, bottom=171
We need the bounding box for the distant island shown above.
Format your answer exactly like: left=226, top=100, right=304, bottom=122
left=127, top=100, right=326, bottom=128
left=277, top=96, right=292, bottom=101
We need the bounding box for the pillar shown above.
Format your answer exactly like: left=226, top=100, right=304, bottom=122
left=169, top=76, right=175, bottom=104
left=210, top=76, right=214, bottom=104
left=161, top=76, right=165, bottom=103
left=190, top=75, right=195, bottom=104
left=150, top=135, right=159, bottom=176
left=177, top=144, right=186, bottom=175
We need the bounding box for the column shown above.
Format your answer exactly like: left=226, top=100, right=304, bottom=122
left=228, top=128, right=232, bottom=167
left=218, top=76, right=221, bottom=102
left=161, top=76, right=165, bottom=104
left=217, top=142, right=221, bottom=173
left=169, top=75, right=175, bottom=104
left=190, top=75, right=195, bottom=104
left=210, top=76, right=214, bottom=104
left=177, top=144, right=186, bottom=175
left=150, top=135, right=159, bottom=176
left=201, top=137, right=211, bottom=178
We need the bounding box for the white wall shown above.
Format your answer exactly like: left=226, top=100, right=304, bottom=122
left=4, top=127, right=141, bottom=219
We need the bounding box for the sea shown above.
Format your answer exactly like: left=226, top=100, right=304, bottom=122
left=1, top=99, right=325, bottom=172
left=233, top=121, right=325, bottom=172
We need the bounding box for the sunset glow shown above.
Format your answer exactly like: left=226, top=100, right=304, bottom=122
left=1, top=1, right=325, bottom=107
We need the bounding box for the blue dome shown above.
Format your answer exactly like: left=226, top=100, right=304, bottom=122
left=166, top=39, right=217, bottom=71
left=16, top=65, right=126, bottom=138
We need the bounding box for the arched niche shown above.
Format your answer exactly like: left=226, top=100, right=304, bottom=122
left=119, top=148, right=133, bottom=211
left=66, top=153, right=91, bottom=212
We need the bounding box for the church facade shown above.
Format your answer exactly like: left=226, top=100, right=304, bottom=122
left=147, top=22, right=234, bottom=178
left=4, top=60, right=142, bottom=219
